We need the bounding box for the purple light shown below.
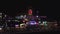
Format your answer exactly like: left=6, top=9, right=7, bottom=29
left=29, top=21, right=37, bottom=25
left=30, top=23, right=34, bottom=25
left=15, top=24, right=19, bottom=28
left=15, top=24, right=19, bottom=27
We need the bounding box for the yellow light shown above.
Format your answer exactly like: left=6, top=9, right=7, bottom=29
left=20, top=23, right=27, bottom=28
left=20, top=24, right=24, bottom=28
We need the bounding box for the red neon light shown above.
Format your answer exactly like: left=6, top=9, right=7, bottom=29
left=28, top=9, right=32, bottom=15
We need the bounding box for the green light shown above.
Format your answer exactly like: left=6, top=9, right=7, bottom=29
left=43, top=21, right=47, bottom=26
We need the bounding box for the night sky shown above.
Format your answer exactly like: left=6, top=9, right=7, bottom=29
left=0, top=0, right=47, bottom=15
left=0, top=0, right=60, bottom=20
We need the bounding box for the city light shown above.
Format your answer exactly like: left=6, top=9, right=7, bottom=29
left=15, top=20, right=18, bottom=22
left=39, top=21, right=41, bottom=23
left=43, top=21, right=47, bottom=24
left=15, top=24, right=19, bottom=28
left=23, top=15, right=26, bottom=18
left=8, top=20, right=11, bottom=22
left=24, top=18, right=28, bottom=21
left=26, top=22, right=29, bottom=24
left=28, top=9, right=32, bottom=15
left=5, top=15, right=7, bottom=17
left=36, top=15, right=39, bottom=18
left=40, top=16, right=47, bottom=18
left=0, top=16, right=2, bottom=18
left=22, top=20, right=25, bottom=23
left=0, top=28, right=2, bottom=30
left=20, top=23, right=26, bottom=28
left=1, top=8, right=59, bottom=32
left=20, top=15, right=23, bottom=18
left=29, top=21, right=37, bottom=25
left=15, top=16, right=20, bottom=19
left=43, top=21, right=47, bottom=26
left=0, top=26, right=3, bottom=30
left=0, top=13, right=2, bottom=14
left=0, top=13, right=2, bottom=18
left=15, top=15, right=24, bottom=19
left=20, top=24, right=24, bottom=28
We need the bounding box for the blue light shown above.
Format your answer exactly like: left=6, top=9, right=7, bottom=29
left=29, top=21, right=37, bottom=25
